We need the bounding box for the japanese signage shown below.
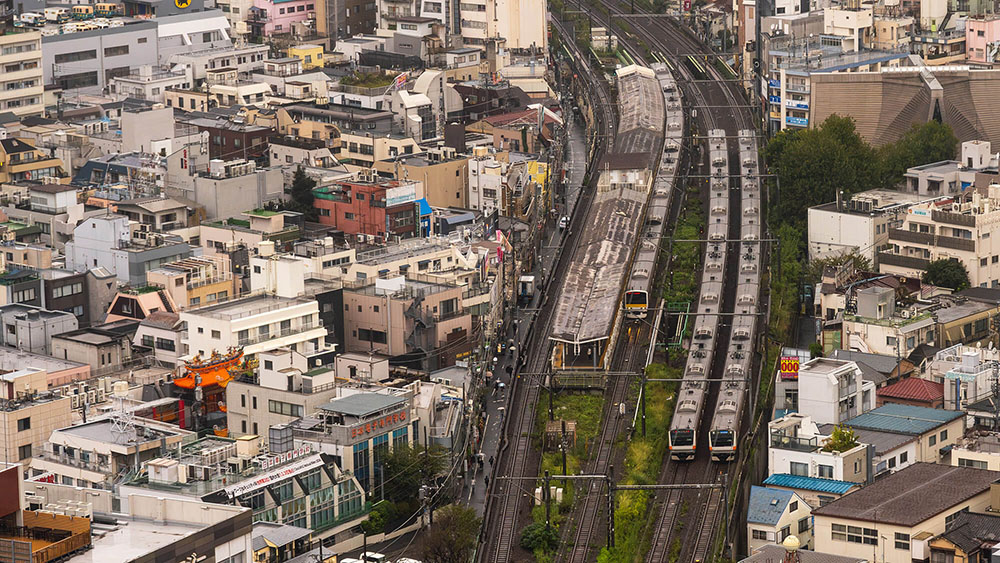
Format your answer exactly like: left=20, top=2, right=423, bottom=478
left=768, top=79, right=781, bottom=88
left=780, top=357, right=800, bottom=380
left=258, top=444, right=312, bottom=471
left=225, top=455, right=325, bottom=498
left=351, top=409, right=407, bottom=439
left=786, top=116, right=808, bottom=126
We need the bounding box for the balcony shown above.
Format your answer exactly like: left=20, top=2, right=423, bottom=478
left=889, top=228, right=934, bottom=245
left=937, top=235, right=976, bottom=251
left=32, top=447, right=112, bottom=475
left=932, top=209, right=977, bottom=228
left=878, top=251, right=930, bottom=270
left=188, top=274, right=233, bottom=290
left=785, top=83, right=810, bottom=93
left=770, top=433, right=819, bottom=452
left=237, top=322, right=317, bottom=346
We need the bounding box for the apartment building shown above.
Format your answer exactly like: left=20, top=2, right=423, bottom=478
left=932, top=344, right=1000, bottom=409
left=812, top=463, right=1000, bottom=563
left=793, top=358, right=874, bottom=425
left=116, top=196, right=189, bottom=231
left=200, top=214, right=301, bottom=256
left=373, top=0, right=544, bottom=50
left=179, top=293, right=327, bottom=357
left=0, top=140, right=68, bottom=185
left=949, top=433, right=1000, bottom=471
left=342, top=275, right=473, bottom=369
left=133, top=311, right=182, bottom=365
left=373, top=149, right=469, bottom=209
left=880, top=185, right=1000, bottom=288
left=146, top=255, right=237, bottom=309
left=64, top=215, right=193, bottom=286
left=225, top=348, right=349, bottom=437
left=0, top=368, right=72, bottom=467
left=807, top=189, right=926, bottom=264
left=841, top=286, right=936, bottom=357
left=0, top=29, right=44, bottom=117
left=900, top=141, right=995, bottom=198
left=0, top=303, right=79, bottom=355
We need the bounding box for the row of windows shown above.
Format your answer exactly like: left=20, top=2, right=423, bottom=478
left=277, top=3, right=313, bottom=13
left=958, top=457, right=988, bottom=469
left=52, top=282, right=83, bottom=298
left=831, top=524, right=877, bottom=545
left=269, top=399, right=304, bottom=417
left=140, top=335, right=176, bottom=351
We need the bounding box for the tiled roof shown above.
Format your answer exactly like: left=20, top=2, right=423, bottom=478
left=763, top=474, right=859, bottom=495
left=811, top=463, right=1000, bottom=526
left=747, top=485, right=794, bottom=526
left=841, top=403, right=963, bottom=435
left=938, top=511, right=1000, bottom=554
left=741, top=544, right=867, bottom=563
left=876, top=377, right=944, bottom=403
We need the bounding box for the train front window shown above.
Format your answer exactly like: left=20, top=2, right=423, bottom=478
left=670, top=429, right=694, bottom=447
left=626, top=291, right=646, bottom=306
left=710, top=430, right=734, bottom=448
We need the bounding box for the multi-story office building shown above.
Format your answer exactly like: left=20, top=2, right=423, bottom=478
left=146, top=255, right=238, bottom=310
left=312, top=178, right=421, bottom=241
left=42, top=21, right=159, bottom=94
left=0, top=367, right=72, bottom=468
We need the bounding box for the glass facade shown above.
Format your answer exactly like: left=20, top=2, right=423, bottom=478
left=353, top=442, right=370, bottom=492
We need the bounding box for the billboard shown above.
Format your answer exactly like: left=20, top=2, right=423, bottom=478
left=780, top=356, right=800, bottom=380
left=386, top=184, right=417, bottom=207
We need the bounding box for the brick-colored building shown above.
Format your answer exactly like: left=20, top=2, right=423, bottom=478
left=313, top=178, right=421, bottom=241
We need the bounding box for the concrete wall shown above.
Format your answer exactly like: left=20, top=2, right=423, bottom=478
left=42, top=23, right=159, bottom=93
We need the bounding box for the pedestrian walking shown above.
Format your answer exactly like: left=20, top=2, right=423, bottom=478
left=485, top=475, right=490, bottom=488
left=489, top=455, right=494, bottom=466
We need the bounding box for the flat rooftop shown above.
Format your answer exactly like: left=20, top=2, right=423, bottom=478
left=186, top=293, right=313, bottom=320
left=59, top=419, right=180, bottom=445
left=320, top=392, right=406, bottom=417
left=68, top=518, right=203, bottom=562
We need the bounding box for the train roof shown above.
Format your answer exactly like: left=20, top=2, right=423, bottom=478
left=615, top=65, right=665, bottom=158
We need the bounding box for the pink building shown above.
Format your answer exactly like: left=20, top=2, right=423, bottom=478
left=966, top=16, right=1000, bottom=63
left=249, top=0, right=316, bottom=36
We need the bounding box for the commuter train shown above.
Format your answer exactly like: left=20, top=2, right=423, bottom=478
left=668, top=129, right=730, bottom=460
left=623, top=64, right=684, bottom=319
left=708, top=129, right=761, bottom=461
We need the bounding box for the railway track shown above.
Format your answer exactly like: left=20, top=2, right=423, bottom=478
left=568, top=3, right=757, bottom=562
left=477, top=15, right=618, bottom=563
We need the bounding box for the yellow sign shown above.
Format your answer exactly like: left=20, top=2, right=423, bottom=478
left=175, top=0, right=191, bottom=8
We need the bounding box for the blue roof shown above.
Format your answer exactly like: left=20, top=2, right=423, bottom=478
left=764, top=474, right=858, bottom=495
left=747, top=485, right=794, bottom=526
left=417, top=198, right=432, bottom=216
left=842, top=403, right=963, bottom=435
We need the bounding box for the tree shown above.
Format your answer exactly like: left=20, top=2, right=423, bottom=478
left=380, top=443, right=448, bottom=505
left=520, top=522, right=559, bottom=553
left=822, top=425, right=860, bottom=452
left=287, top=165, right=318, bottom=221
left=361, top=500, right=396, bottom=535
left=422, top=504, right=481, bottom=563
left=767, top=115, right=880, bottom=230
left=922, top=259, right=971, bottom=291
left=879, top=121, right=958, bottom=188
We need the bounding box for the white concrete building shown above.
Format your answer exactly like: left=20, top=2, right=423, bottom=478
left=797, top=357, right=875, bottom=425
left=768, top=413, right=870, bottom=483
left=932, top=344, right=1000, bottom=410
left=807, top=189, right=926, bottom=263
left=0, top=29, right=44, bottom=117
left=179, top=293, right=328, bottom=357
left=468, top=147, right=505, bottom=214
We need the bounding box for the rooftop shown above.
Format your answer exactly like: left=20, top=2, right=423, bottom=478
left=67, top=516, right=205, bottom=562
left=319, top=392, right=406, bottom=417
left=841, top=403, right=964, bottom=435
left=58, top=419, right=180, bottom=445
left=251, top=522, right=312, bottom=552
left=184, top=293, right=314, bottom=320
left=876, top=377, right=944, bottom=403
left=817, top=423, right=915, bottom=455
left=740, top=545, right=866, bottom=563
left=762, top=474, right=859, bottom=495
left=812, top=463, right=1000, bottom=526
left=938, top=510, right=1000, bottom=553
left=747, top=486, right=794, bottom=526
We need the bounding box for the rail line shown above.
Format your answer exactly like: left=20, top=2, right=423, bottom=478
left=477, top=14, right=618, bottom=563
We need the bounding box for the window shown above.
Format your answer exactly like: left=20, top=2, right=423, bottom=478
left=752, top=529, right=768, bottom=541
left=241, top=395, right=246, bottom=408
left=242, top=420, right=247, bottom=433
left=58, top=71, right=99, bottom=90
left=789, top=501, right=798, bottom=512
left=790, top=462, right=808, bottom=476
left=18, top=444, right=31, bottom=460
left=958, top=458, right=988, bottom=469
left=933, top=551, right=955, bottom=563
left=104, top=45, right=129, bottom=57
left=832, top=524, right=847, bottom=541
left=930, top=435, right=937, bottom=446
left=818, top=464, right=833, bottom=478
left=17, top=417, right=30, bottom=431
left=142, top=335, right=154, bottom=347
left=818, top=495, right=835, bottom=506
left=211, top=330, right=221, bottom=339
left=269, top=400, right=304, bottom=417
left=203, top=32, right=213, bottom=43
left=895, top=532, right=910, bottom=550
left=941, top=429, right=948, bottom=441
left=252, top=397, right=257, bottom=409
left=54, top=50, right=97, bottom=64
left=900, top=451, right=908, bottom=463
left=779, top=526, right=791, bottom=541
left=138, top=37, right=147, bottom=43
left=888, top=457, right=896, bottom=468
left=798, top=517, right=810, bottom=534
left=946, top=507, right=970, bottom=526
